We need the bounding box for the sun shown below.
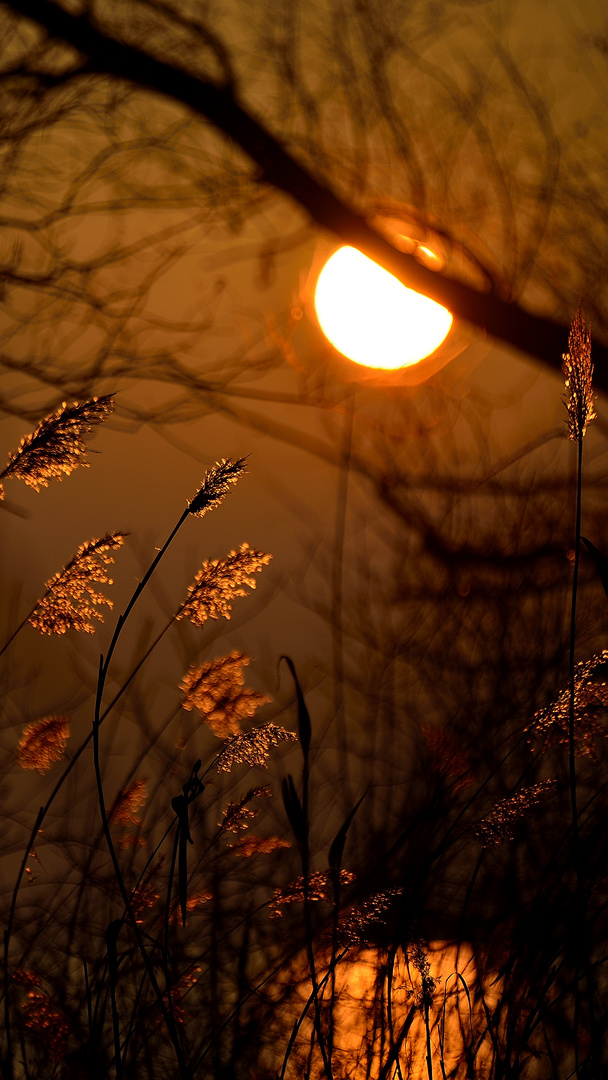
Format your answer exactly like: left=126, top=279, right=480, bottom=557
left=314, top=246, right=453, bottom=371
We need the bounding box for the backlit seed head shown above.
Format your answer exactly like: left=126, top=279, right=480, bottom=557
left=563, top=305, right=595, bottom=442
left=0, top=395, right=114, bottom=500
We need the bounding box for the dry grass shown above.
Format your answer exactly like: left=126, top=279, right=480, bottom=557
left=1, top=336, right=608, bottom=1080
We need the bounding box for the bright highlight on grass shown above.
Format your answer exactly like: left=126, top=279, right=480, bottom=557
left=314, top=246, right=453, bottom=371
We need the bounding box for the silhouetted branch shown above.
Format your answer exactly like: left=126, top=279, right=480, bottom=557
left=8, top=0, right=608, bottom=384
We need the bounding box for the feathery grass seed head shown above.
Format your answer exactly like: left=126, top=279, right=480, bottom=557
left=270, top=870, right=356, bottom=916
left=177, top=543, right=272, bottom=627
left=527, top=650, right=608, bottom=756
left=229, top=835, right=291, bottom=857
left=223, top=804, right=257, bottom=831
left=0, top=394, right=114, bottom=500
left=163, top=967, right=202, bottom=1025
left=11, top=970, right=42, bottom=989
left=188, top=457, right=248, bottom=517
left=168, top=893, right=212, bottom=926
left=563, top=305, right=595, bottom=441
left=330, top=888, right=404, bottom=947
left=21, top=993, right=68, bottom=1060
left=408, top=942, right=438, bottom=1008
left=17, top=715, right=70, bottom=773
left=216, top=724, right=297, bottom=772
left=29, top=532, right=125, bottom=635
left=115, top=834, right=147, bottom=849
left=181, top=653, right=271, bottom=738
left=473, top=779, right=558, bottom=847
left=131, top=881, right=160, bottom=923
left=220, top=785, right=271, bottom=832
left=109, top=777, right=148, bottom=826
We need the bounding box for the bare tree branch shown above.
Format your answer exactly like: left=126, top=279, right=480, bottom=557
left=8, top=0, right=608, bottom=384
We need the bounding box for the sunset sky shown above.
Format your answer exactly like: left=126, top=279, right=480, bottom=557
left=0, top=0, right=606, bottom=842
left=2, top=3, right=608, bottom=1074
left=1, top=0, right=607, bottom=824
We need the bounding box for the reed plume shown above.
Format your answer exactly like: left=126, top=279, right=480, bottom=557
left=215, top=724, right=297, bottom=772
left=29, top=532, right=125, bottom=635
left=563, top=305, right=595, bottom=442
left=220, top=785, right=271, bottom=832
left=114, top=834, right=147, bottom=850
left=177, top=543, right=272, bottom=627
left=108, top=777, right=148, bottom=826
left=473, top=779, right=558, bottom=847
left=562, top=306, right=601, bottom=1073
left=409, top=942, right=438, bottom=1008
left=155, top=968, right=203, bottom=1028
left=229, top=835, right=290, bottom=857
left=168, top=892, right=212, bottom=926
left=16, top=715, right=70, bottom=774
left=20, top=992, right=68, bottom=1060
left=181, top=652, right=271, bottom=738
left=188, top=457, right=248, bottom=517
left=11, top=971, right=42, bottom=989
left=130, top=876, right=161, bottom=924
left=0, top=395, right=114, bottom=500
left=528, top=650, right=608, bottom=757
left=270, top=869, right=356, bottom=916
left=331, top=887, right=403, bottom=947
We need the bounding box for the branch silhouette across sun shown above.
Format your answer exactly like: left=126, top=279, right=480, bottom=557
left=313, top=244, right=454, bottom=379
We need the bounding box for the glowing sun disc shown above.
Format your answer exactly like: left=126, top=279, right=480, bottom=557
left=314, top=246, right=453, bottom=370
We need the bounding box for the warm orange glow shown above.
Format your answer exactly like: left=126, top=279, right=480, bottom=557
left=266, top=942, right=500, bottom=1078
left=314, top=246, right=453, bottom=370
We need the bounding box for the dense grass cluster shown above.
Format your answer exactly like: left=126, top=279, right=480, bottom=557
left=1, top=312, right=608, bottom=1079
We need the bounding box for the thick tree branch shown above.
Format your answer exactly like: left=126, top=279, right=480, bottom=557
left=8, top=0, right=608, bottom=384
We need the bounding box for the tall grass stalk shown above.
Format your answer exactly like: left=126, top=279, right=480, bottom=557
left=3, top=335, right=608, bottom=1078
left=3, top=444, right=281, bottom=1079
left=87, top=480, right=246, bottom=1076
left=281, top=656, right=334, bottom=1080
left=563, top=307, right=600, bottom=1077
left=569, top=430, right=584, bottom=1078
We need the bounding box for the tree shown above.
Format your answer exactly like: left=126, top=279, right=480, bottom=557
left=4, top=0, right=608, bottom=379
